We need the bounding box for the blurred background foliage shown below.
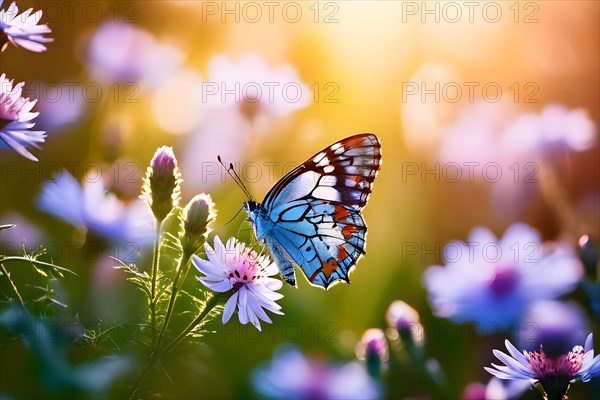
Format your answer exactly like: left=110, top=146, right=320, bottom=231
left=1, top=1, right=599, bottom=398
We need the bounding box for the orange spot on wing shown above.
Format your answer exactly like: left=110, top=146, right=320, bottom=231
left=342, top=225, right=357, bottom=237
left=322, top=258, right=339, bottom=278
left=309, top=269, right=321, bottom=282
left=337, top=245, right=349, bottom=261
left=344, top=136, right=367, bottom=148
left=334, top=205, right=350, bottom=219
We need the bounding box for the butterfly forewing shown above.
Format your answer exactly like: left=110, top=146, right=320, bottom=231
left=264, top=134, right=381, bottom=210
left=253, top=133, right=381, bottom=290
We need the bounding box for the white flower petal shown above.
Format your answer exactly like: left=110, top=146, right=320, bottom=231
left=222, top=292, right=238, bottom=324
left=237, top=286, right=249, bottom=325
left=199, top=276, right=232, bottom=293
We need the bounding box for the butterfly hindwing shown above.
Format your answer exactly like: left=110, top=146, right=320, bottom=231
left=246, top=133, right=381, bottom=290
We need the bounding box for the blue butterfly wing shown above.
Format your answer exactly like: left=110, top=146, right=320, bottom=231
left=254, top=133, right=381, bottom=290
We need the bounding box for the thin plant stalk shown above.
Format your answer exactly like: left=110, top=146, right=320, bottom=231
left=154, top=251, right=193, bottom=353
left=149, top=224, right=162, bottom=349
left=0, top=262, right=24, bottom=306
left=128, top=292, right=223, bottom=399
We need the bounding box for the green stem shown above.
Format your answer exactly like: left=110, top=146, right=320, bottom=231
left=406, top=341, right=445, bottom=398
left=154, top=251, right=193, bottom=353
left=538, top=160, right=579, bottom=236
left=179, top=251, right=196, bottom=291
left=128, top=292, right=223, bottom=399
left=0, top=262, right=24, bottom=306
left=0, top=256, right=77, bottom=275
left=149, top=224, right=162, bottom=350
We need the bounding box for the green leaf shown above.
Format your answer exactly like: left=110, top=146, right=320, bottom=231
left=159, top=207, right=184, bottom=275
left=161, top=206, right=185, bottom=239
left=31, top=264, right=49, bottom=277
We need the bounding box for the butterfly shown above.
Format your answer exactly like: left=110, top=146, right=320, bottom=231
left=243, top=133, right=382, bottom=290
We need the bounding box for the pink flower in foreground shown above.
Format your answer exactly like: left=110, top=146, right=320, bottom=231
left=486, top=333, right=600, bottom=400
left=193, top=236, right=283, bottom=331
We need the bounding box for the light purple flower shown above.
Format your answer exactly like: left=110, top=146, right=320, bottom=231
left=35, top=83, right=87, bottom=132
left=485, top=334, right=600, bottom=399
left=253, top=345, right=382, bottom=399
left=473, top=378, right=531, bottom=400
left=438, top=100, right=521, bottom=167
left=193, top=236, right=283, bottom=331
left=205, top=53, right=311, bottom=123
left=423, top=223, right=583, bottom=329
left=0, top=74, right=45, bottom=161
left=37, top=170, right=153, bottom=244
left=436, top=102, right=597, bottom=216
left=517, top=300, right=589, bottom=358
left=502, top=105, right=596, bottom=155
left=439, top=102, right=596, bottom=169
left=0, top=1, right=52, bottom=52
left=86, top=22, right=183, bottom=89
left=180, top=107, right=248, bottom=190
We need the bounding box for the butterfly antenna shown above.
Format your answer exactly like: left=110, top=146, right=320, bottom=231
left=224, top=206, right=245, bottom=226
left=217, top=155, right=254, bottom=200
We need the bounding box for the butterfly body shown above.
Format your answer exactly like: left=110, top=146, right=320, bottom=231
left=245, top=133, right=381, bottom=290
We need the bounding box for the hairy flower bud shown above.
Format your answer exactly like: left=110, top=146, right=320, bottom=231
left=578, top=235, right=598, bottom=280
left=385, top=300, right=424, bottom=345
left=142, top=146, right=181, bottom=222
left=182, top=193, right=216, bottom=255
left=355, top=328, right=389, bottom=377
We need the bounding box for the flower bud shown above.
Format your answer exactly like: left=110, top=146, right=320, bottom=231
left=142, top=146, right=181, bottom=222
left=461, top=383, right=486, bottom=400
left=355, top=328, right=389, bottom=377
left=182, top=193, right=216, bottom=255
left=578, top=235, right=598, bottom=280
left=385, top=300, right=424, bottom=345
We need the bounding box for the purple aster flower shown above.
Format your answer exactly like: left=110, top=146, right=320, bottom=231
left=180, top=107, right=248, bottom=190
left=37, top=170, right=154, bottom=245
left=485, top=333, right=600, bottom=400
left=423, top=223, right=583, bottom=330
left=86, top=22, right=183, bottom=89
left=193, top=236, right=283, bottom=331
left=438, top=100, right=519, bottom=168
left=435, top=102, right=597, bottom=217
left=35, top=83, right=87, bottom=132
left=355, top=328, right=389, bottom=376
left=502, top=105, right=596, bottom=155
left=0, top=74, right=45, bottom=161
left=205, top=53, right=311, bottom=123
left=0, top=1, right=52, bottom=52
left=517, top=300, right=589, bottom=358
left=253, top=345, right=381, bottom=399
